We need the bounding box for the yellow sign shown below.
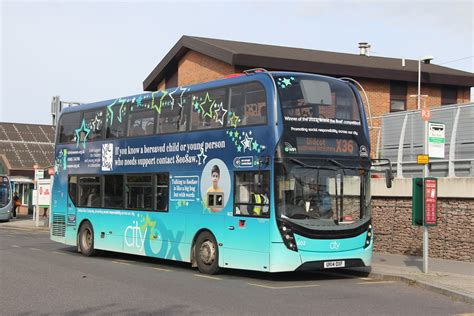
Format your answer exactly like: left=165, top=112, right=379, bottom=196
left=417, top=154, right=429, bottom=165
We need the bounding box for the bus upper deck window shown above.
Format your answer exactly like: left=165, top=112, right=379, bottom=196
left=83, top=110, right=104, bottom=141
left=59, top=112, right=82, bottom=143
left=229, top=82, right=266, bottom=127
left=106, top=105, right=127, bottom=139
left=190, top=88, right=226, bottom=131
left=127, top=109, right=155, bottom=137
left=158, top=103, right=187, bottom=134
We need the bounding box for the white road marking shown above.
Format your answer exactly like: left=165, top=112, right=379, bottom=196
left=247, top=283, right=320, bottom=289
left=153, top=267, right=172, bottom=272
left=326, top=271, right=373, bottom=281
left=53, top=251, right=65, bottom=255
left=357, top=281, right=396, bottom=285
left=112, top=259, right=133, bottom=265
left=29, top=248, right=41, bottom=251
left=193, top=274, right=222, bottom=280
left=11, top=245, right=20, bottom=248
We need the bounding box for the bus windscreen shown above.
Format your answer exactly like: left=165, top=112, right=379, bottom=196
left=276, top=75, right=361, bottom=123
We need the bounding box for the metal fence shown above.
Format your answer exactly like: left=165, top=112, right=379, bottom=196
left=379, top=103, right=474, bottom=178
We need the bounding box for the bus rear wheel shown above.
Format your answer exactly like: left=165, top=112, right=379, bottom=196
left=195, top=232, right=220, bottom=275
left=78, top=221, right=96, bottom=257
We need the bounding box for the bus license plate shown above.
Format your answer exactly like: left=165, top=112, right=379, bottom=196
left=324, top=260, right=345, bottom=268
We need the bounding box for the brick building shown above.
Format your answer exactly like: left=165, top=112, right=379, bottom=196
left=142, top=36, right=474, bottom=148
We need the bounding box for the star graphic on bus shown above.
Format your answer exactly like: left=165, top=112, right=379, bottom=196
left=167, top=87, right=180, bottom=109
left=199, top=93, right=215, bottom=119
left=140, top=214, right=157, bottom=240
left=228, top=113, right=240, bottom=128
left=75, top=119, right=91, bottom=149
left=152, top=90, right=168, bottom=114
left=106, top=99, right=119, bottom=125
left=241, top=133, right=253, bottom=152
left=214, top=102, right=227, bottom=125
left=177, top=87, right=189, bottom=108
left=252, top=140, right=259, bottom=151
left=117, top=98, right=128, bottom=123
left=136, top=95, right=143, bottom=107
left=197, top=148, right=207, bottom=165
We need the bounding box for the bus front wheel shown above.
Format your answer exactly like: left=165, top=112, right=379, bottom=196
left=78, top=221, right=96, bottom=257
left=195, top=231, right=220, bottom=275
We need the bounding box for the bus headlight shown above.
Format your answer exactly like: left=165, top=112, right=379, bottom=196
left=277, top=221, right=298, bottom=252
left=364, top=223, right=373, bottom=249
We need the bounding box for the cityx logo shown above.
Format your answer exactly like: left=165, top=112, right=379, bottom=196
left=329, top=241, right=340, bottom=250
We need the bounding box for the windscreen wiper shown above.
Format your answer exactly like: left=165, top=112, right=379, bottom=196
left=290, top=158, right=337, bottom=171
left=326, top=158, right=345, bottom=168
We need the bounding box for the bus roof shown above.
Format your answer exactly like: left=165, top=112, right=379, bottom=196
left=61, top=71, right=347, bottom=115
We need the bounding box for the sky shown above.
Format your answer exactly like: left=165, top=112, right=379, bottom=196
left=1, top=0, right=473, bottom=125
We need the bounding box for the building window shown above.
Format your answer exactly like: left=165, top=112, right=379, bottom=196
left=441, top=86, right=457, bottom=105
left=390, top=81, right=407, bottom=112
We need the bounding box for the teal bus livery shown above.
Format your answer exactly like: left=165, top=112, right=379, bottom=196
left=51, top=69, right=391, bottom=274
left=0, top=175, right=12, bottom=221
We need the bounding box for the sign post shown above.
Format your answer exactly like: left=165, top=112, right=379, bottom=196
left=428, top=122, right=445, bottom=159
left=36, top=179, right=51, bottom=227
left=424, top=178, right=438, bottom=226
left=33, top=165, right=38, bottom=226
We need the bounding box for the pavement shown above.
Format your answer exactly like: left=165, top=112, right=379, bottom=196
left=1, top=217, right=473, bottom=305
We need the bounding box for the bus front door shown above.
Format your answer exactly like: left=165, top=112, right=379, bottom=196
left=223, top=214, right=270, bottom=272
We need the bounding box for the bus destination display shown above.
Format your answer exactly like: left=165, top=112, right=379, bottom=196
left=296, top=137, right=357, bottom=156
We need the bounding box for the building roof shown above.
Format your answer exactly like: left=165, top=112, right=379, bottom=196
left=0, top=122, right=55, bottom=170
left=143, top=35, right=474, bottom=91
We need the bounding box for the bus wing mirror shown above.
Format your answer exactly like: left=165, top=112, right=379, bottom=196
left=254, top=174, right=263, bottom=186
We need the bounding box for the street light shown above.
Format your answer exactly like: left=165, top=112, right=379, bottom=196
left=418, top=54, right=434, bottom=275
left=418, top=55, right=434, bottom=110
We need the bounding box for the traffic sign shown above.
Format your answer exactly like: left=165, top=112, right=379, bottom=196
left=417, top=154, right=429, bottom=165
left=428, top=122, right=445, bottom=158
left=424, top=178, right=437, bottom=226
left=421, top=106, right=431, bottom=121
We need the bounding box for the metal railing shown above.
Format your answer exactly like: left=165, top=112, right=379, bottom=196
left=378, top=103, right=474, bottom=178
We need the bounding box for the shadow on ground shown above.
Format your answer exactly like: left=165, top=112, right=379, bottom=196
left=57, top=246, right=370, bottom=282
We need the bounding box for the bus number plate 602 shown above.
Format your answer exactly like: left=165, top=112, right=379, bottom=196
left=323, top=260, right=345, bottom=268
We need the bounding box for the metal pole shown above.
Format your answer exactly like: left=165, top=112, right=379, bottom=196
left=417, top=61, right=421, bottom=110
left=423, top=119, right=429, bottom=274
left=419, top=58, right=429, bottom=274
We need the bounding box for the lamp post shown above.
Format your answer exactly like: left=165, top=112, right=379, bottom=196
left=419, top=55, right=433, bottom=274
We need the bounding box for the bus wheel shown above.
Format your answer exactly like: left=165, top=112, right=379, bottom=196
left=195, top=232, right=220, bottom=275
left=78, top=221, right=96, bottom=257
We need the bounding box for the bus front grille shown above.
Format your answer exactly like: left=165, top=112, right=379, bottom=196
left=52, top=214, right=66, bottom=237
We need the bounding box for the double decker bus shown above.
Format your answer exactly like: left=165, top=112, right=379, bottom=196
left=51, top=70, right=391, bottom=274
